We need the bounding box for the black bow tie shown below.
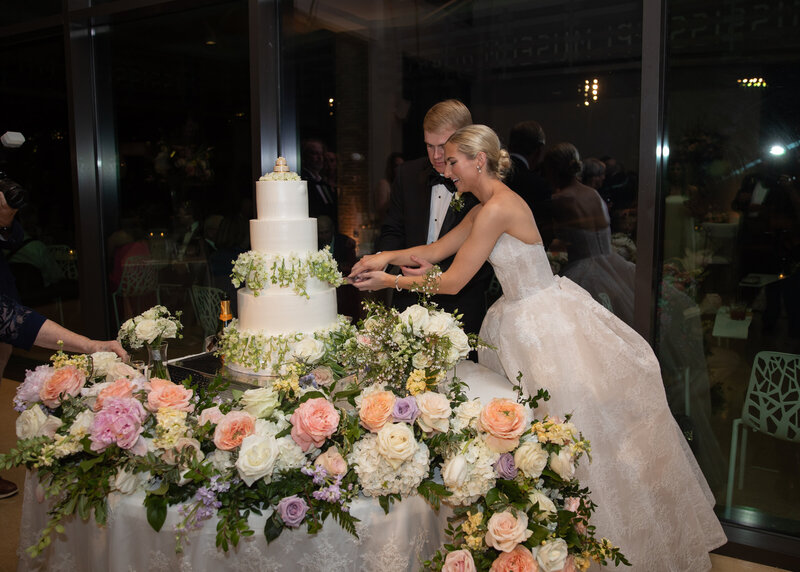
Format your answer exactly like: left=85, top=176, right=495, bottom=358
left=428, top=172, right=456, bottom=193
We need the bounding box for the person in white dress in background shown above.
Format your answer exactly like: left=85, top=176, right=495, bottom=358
left=349, top=124, right=726, bottom=571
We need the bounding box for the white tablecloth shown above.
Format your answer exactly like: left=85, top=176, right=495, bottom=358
left=18, top=362, right=516, bottom=572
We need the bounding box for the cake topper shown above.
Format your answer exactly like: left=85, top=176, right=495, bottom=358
left=274, top=157, right=290, bottom=173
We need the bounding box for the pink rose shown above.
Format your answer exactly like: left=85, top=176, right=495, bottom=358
left=359, top=390, right=396, bottom=432
left=198, top=406, right=224, bottom=426
left=443, top=549, right=477, bottom=572
left=314, top=447, right=348, bottom=475
left=94, top=378, right=134, bottom=411
left=560, top=556, right=577, bottom=572
left=479, top=399, right=528, bottom=453
left=564, top=497, right=587, bottom=535
left=213, top=411, right=256, bottom=450
left=89, top=397, right=148, bottom=454
left=490, top=545, right=538, bottom=572
left=485, top=510, right=533, bottom=553
left=290, top=398, right=340, bottom=452
left=39, top=366, right=86, bottom=408
left=146, top=377, right=194, bottom=412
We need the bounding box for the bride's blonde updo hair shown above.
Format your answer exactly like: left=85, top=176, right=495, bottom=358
left=447, top=124, right=512, bottom=180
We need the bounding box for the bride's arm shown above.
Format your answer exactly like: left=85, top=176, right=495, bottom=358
left=383, top=202, right=506, bottom=294
left=350, top=208, right=478, bottom=276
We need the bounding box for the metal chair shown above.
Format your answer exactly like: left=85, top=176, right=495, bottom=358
left=190, top=285, right=226, bottom=340
left=47, top=244, right=79, bottom=281
left=725, top=351, right=800, bottom=518
left=112, top=255, right=160, bottom=330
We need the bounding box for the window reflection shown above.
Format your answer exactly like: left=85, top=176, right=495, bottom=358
left=661, top=0, right=800, bottom=536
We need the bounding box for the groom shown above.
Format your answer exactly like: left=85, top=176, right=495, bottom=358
left=376, top=99, right=493, bottom=337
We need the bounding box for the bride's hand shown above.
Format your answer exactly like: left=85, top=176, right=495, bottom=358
left=349, top=252, right=390, bottom=280
left=400, top=255, right=433, bottom=277
left=348, top=270, right=390, bottom=292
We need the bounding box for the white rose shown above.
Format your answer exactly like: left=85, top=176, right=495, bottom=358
left=484, top=510, right=533, bottom=553
left=514, top=441, right=548, bottom=478
left=90, top=352, right=120, bottom=378
left=398, top=305, right=430, bottom=332
left=16, top=407, right=49, bottom=439
left=363, top=316, right=381, bottom=332
left=208, top=449, right=233, bottom=473
left=442, top=454, right=469, bottom=488
left=106, top=362, right=140, bottom=383
left=310, top=366, right=335, bottom=387
left=452, top=399, right=482, bottom=431
left=69, top=410, right=96, bottom=437
left=236, top=434, right=279, bottom=486
left=529, top=489, right=557, bottom=521
left=549, top=448, right=575, bottom=481
left=161, top=320, right=178, bottom=339
left=291, top=337, right=326, bottom=363
left=415, top=392, right=451, bottom=433
left=113, top=468, right=143, bottom=495
left=411, top=352, right=433, bottom=369
left=241, top=386, right=280, bottom=418
left=534, top=538, right=569, bottom=572
left=446, top=328, right=471, bottom=362
left=423, top=312, right=455, bottom=336
left=376, top=423, right=418, bottom=469
left=134, top=319, right=160, bottom=344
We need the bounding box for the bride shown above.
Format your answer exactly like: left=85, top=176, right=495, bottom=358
left=349, top=124, right=726, bottom=571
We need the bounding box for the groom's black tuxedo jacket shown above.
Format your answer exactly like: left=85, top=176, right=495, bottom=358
left=376, top=157, right=494, bottom=336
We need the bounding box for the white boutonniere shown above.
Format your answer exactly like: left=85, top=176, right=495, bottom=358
left=450, top=192, right=465, bottom=212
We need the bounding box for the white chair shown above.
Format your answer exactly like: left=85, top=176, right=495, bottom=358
left=725, top=351, right=800, bottom=518
left=190, top=285, right=226, bottom=341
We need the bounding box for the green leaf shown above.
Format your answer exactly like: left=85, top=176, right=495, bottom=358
left=145, top=495, right=168, bottom=532
left=299, top=390, right=326, bottom=402
left=264, top=512, right=283, bottom=543
left=79, top=456, right=104, bottom=472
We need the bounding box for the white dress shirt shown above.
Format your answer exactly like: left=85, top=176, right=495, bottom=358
left=426, top=183, right=453, bottom=244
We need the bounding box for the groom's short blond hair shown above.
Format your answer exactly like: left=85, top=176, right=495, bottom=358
left=423, top=99, right=472, bottom=134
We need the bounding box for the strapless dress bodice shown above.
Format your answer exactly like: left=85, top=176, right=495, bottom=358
left=487, top=233, right=552, bottom=301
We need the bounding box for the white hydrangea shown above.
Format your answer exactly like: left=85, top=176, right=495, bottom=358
left=349, top=433, right=429, bottom=497
left=441, top=438, right=499, bottom=506
left=274, top=436, right=308, bottom=473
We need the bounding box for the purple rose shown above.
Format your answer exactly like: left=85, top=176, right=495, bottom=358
left=392, top=396, right=419, bottom=423
left=494, top=452, right=518, bottom=479
left=89, top=397, right=148, bottom=453
left=276, top=495, right=309, bottom=528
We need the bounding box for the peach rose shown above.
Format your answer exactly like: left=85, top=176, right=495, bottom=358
left=290, top=398, right=340, bottom=452
left=39, top=366, right=86, bottom=408
left=314, top=447, right=348, bottom=475
left=94, top=378, right=134, bottom=411
left=146, top=377, right=194, bottom=412
left=213, top=410, right=256, bottom=450
left=564, top=497, right=588, bottom=535
left=442, top=549, right=477, bottom=572
left=479, top=399, right=528, bottom=453
left=485, top=510, right=533, bottom=553
left=490, top=545, right=538, bottom=572
left=359, top=390, right=396, bottom=432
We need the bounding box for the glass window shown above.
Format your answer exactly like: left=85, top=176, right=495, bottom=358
left=659, top=0, right=800, bottom=536
left=0, top=33, right=76, bottom=375
left=101, top=0, right=250, bottom=361
left=283, top=0, right=643, bottom=325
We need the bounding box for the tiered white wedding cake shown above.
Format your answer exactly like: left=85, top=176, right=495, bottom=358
left=219, top=157, right=350, bottom=376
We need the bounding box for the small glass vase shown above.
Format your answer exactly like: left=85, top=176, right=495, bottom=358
left=146, top=342, right=171, bottom=380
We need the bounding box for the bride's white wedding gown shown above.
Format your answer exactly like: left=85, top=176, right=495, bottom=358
left=477, top=233, right=726, bottom=571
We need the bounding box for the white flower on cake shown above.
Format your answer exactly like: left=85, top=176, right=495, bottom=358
left=230, top=248, right=344, bottom=299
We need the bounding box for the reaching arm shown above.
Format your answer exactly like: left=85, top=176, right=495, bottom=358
left=34, top=320, right=129, bottom=360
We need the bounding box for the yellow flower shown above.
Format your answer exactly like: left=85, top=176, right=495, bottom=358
left=406, top=369, right=428, bottom=395
left=467, top=511, right=483, bottom=528
left=575, top=554, right=591, bottom=571
left=153, top=408, right=188, bottom=449
left=465, top=535, right=483, bottom=551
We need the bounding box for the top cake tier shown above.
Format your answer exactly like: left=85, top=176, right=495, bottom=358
left=255, top=179, right=309, bottom=220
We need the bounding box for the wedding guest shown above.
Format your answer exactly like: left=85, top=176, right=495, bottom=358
left=505, top=120, right=554, bottom=247
left=581, top=157, right=606, bottom=190
left=302, top=139, right=338, bottom=224
left=376, top=99, right=492, bottom=337
left=373, top=152, right=404, bottom=221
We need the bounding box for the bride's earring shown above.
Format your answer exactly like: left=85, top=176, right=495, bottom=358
left=477, top=165, right=482, bottom=173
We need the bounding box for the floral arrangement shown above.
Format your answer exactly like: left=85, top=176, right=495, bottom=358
left=3, top=302, right=626, bottom=571
left=117, top=305, right=183, bottom=351
left=259, top=171, right=301, bottom=182
left=230, top=247, right=344, bottom=298
left=340, top=301, right=476, bottom=391
left=546, top=251, right=568, bottom=275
